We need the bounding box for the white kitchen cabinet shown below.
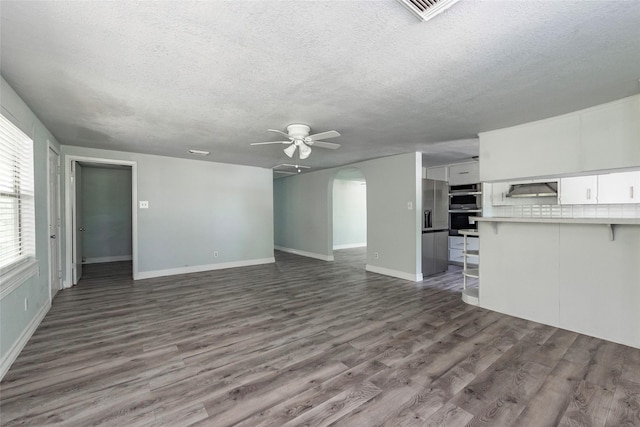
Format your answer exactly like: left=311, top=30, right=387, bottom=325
left=448, top=162, right=479, bottom=185
left=597, top=171, right=640, bottom=204
left=479, top=114, right=581, bottom=181
left=426, top=165, right=448, bottom=182
left=580, top=96, right=640, bottom=171
left=560, top=176, right=598, bottom=205
left=479, top=95, right=640, bottom=182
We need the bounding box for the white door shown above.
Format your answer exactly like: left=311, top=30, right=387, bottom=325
left=48, top=147, right=61, bottom=296
left=72, top=162, right=83, bottom=284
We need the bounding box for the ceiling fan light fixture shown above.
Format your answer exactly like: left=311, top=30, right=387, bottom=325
left=283, top=144, right=297, bottom=158
left=299, top=143, right=311, bottom=159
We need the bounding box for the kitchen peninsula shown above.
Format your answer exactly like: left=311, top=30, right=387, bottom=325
left=476, top=94, right=640, bottom=349
left=473, top=216, right=640, bottom=348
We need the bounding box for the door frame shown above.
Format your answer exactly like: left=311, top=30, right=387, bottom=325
left=64, top=155, right=138, bottom=286
left=330, top=167, right=368, bottom=257
left=47, top=142, right=62, bottom=301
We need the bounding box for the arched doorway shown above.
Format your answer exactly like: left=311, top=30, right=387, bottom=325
left=331, top=167, right=367, bottom=268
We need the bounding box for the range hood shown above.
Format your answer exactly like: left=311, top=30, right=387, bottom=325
left=507, top=182, right=558, bottom=198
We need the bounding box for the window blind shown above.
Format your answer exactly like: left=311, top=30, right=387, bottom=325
left=0, top=113, right=35, bottom=272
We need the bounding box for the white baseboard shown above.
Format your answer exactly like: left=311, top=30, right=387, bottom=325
left=136, top=257, right=275, bottom=280
left=84, top=255, right=132, bottom=264
left=1, top=300, right=51, bottom=381
left=365, top=264, right=423, bottom=282
left=274, top=246, right=334, bottom=262
left=333, top=243, right=367, bottom=250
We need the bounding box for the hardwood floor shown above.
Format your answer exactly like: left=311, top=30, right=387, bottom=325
left=1, top=249, right=639, bottom=426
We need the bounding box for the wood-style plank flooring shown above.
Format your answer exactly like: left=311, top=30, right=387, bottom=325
left=1, top=249, right=639, bottom=426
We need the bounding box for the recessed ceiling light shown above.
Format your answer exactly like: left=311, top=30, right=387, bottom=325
left=188, top=149, right=210, bottom=156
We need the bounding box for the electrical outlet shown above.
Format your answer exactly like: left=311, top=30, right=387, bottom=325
left=139, top=201, right=149, bottom=209
left=24, top=297, right=28, bottom=311
left=374, top=252, right=379, bottom=259
left=213, top=251, right=219, bottom=258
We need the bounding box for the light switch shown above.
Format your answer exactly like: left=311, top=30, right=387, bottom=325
left=407, top=201, right=413, bottom=210
left=139, top=201, right=149, bottom=209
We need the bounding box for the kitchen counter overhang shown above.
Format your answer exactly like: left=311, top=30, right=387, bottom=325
left=471, top=216, right=640, bottom=241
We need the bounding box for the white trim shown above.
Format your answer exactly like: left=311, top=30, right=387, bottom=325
left=84, top=255, right=132, bottom=264
left=0, top=300, right=50, bottom=380
left=333, top=243, right=367, bottom=250
left=136, top=257, right=275, bottom=280
left=0, top=259, right=38, bottom=300
left=365, top=264, right=423, bottom=282
left=274, top=246, right=335, bottom=261
left=65, top=156, right=138, bottom=287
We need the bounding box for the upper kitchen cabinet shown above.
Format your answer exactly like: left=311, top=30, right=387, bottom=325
left=479, top=94, right=640, bottom=182
left=479, top=114, right=581, bottom=182
left=426, top=165, right=448, bottom=182
left=580, top=96, right=640, bottom=171
left=448, top=162, right=479, bottom=185
left=597, top=170, right=640, bottom=204
left=559, top=175, right=598, bottom=205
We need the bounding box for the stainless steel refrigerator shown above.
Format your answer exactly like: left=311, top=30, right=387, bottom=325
left=422, top=178, right=449, bottom=277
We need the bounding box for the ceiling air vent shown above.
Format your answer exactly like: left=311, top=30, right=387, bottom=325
left=397, top=0, right=460, bottom=22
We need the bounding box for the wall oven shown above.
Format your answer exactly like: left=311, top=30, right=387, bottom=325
left=449, top=184, right=482, bottom=236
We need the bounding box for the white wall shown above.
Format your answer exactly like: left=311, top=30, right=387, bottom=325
left=61, top=146, right=275, bottom=279
left=1, top=77, right=61, bottom=377
left=81, top=166, right=132, bottom=263
left=274, top=152, right=422, bottom=281
left=332, top=179, right=366, bottom=249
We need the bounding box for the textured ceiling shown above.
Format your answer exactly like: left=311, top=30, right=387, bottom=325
left=1, top=1, right=640, bottom=172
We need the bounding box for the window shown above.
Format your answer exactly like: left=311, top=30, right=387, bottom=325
left=0, top=113, right=35, bottom=276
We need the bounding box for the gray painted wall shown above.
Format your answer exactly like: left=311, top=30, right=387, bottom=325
left=274, top=168, right=336, bottom=258
left=60, top=145, right=274, bottom=277
left=81, top=166, right=132, bottom=262
left=332, top=179, right=366, bottom=248
left=0, top=77, right=61, bottom=364
left=274, top=152, right=422, bottom=279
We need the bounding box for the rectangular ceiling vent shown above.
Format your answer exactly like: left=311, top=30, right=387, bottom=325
left=397, top=0, right=460, bottom=22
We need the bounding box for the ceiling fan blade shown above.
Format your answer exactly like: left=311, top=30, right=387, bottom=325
left=309, top=140, right=340, bottom=149
left=279, top=164, right=311, bottom=169
left=268, top=129, right=292, bottom=139
left=250, top=141, right=290, bottom=145
left=308, top=130, right=340, bottom=140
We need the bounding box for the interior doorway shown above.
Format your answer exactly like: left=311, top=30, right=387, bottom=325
left=331, top=168, right=367, bottom=267
left=65, top=156, right=138, bottom=286
left=48, top=144, right=62, bottom=300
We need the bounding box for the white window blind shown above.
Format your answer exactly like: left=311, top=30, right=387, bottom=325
left=0, top=113, right=35, bottom=273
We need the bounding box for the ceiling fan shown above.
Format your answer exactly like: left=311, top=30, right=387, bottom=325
left=250, top=124, right=341, bottom=160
